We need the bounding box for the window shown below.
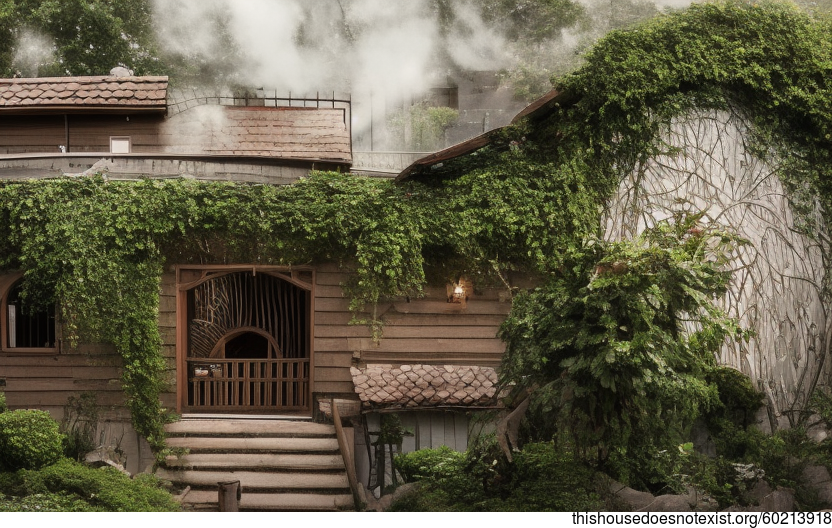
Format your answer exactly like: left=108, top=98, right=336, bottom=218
left=1, top=275, right=58, bottom=353
left=110, top=136, right=131, bottom=154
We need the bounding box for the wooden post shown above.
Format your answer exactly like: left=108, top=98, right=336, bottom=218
left=218, top=480, right=241, bottom=512
left=332, top=398, right=364, bottom=510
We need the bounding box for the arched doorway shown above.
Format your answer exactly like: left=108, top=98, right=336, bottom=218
left=180, top=269, right=312, bottom=413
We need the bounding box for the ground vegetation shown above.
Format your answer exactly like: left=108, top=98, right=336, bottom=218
left=0, top=0, right=830, bottom=510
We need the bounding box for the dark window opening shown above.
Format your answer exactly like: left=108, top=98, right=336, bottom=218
left=224, top=332, right=270, bottom=360
left=7, top=282, right=56, bottom=349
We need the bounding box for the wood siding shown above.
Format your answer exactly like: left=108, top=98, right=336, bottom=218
left=313, top=263, right=510, bottom=396
left=2, top=264, right=510, bottom=417
left=0, top=106, right=351, bottom=163
left=1, top=271, right=176, bottom=419
left=0, top=114, right=163, bottom=155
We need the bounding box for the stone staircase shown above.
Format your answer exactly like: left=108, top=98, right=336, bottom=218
left=157, top=418, right=355, bottom=511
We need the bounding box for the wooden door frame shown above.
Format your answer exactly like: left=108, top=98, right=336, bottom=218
left=174, top=264, right=315, bottom=414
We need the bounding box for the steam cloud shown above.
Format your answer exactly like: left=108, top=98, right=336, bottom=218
left=151, top=0, right=699, bottom=149
left=13, top=29, right=55, bottom=78
left=153, top=0, right=509, bottom=97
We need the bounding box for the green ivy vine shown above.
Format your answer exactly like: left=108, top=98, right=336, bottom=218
left=0, top=1, right=830, bottom=458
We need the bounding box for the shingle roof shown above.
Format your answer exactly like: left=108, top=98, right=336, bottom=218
left=351, top=364, right=502, bottom=411
left=0, top=76, right=168, bottom=113
left=161, top=106, right=352, bottom=163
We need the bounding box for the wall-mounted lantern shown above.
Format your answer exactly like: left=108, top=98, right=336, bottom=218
left=447, top=277, right=470, bottom=304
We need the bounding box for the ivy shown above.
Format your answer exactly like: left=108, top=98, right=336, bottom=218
left=0, top=163, right=594, bottom=453
left=489, top=0, right=832, bottom=477
left=1, top=1, right=830, bottom=463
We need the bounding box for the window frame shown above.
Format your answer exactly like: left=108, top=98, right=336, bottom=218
left=109, top=136, right=132, bottom=154
left=0, top=273, right=60, bottom=354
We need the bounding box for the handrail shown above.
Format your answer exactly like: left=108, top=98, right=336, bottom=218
left=332, top=397, right=364, bottom=511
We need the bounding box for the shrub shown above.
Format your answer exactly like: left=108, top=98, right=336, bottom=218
left=0, top=458, right=180, bottom=512
left=0, top=392, right=6, bottom=413
left=0, top=410, right=64, bottom=471
left=505, top=442, right=603, bottom=511
left=392, top=442, right=603, bottom=511
left=393, top=446, right=483, bottom=511
left=61, top=392, right=99, bottom=461
left=395, top=445, right=466, bottom=483
left=0, top=491, right=95, bottom=512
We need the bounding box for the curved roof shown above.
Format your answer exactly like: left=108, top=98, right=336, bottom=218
left=351, top=364, right=502, bottom=411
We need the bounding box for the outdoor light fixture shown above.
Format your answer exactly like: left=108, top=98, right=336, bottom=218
left=447, top=277, right=470, bottom=304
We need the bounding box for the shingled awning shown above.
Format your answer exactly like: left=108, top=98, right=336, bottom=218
left=0, top=76, right=168, bottom=114
left=351, top=364, right=503, bottom=411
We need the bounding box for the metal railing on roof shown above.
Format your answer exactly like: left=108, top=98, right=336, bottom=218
left=167, top=87, right=351, bottom=124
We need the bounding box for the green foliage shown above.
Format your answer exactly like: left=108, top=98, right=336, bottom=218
left=0, top=410, right=64, bottom=471
left=61, top=392, right=100, bottom=462
left=0, top=0, right=162, bottom=77
left=0, top=458, right=180, bottom=512
left=702, top=366, right=766, bottom=460
left=499, top=214, right=746, bottom=472
left=554, top=0, right=832, bottom=226
left=392, top=442, right=603, bottom=511
left=0, top=392, right=6, bottom=413
left=395, top=445, right=466, bottom=483
left=0, top=491, right=96, bottom=512
left=387, top=105, right=459, bottom=151
left=707, top=367, right=766, bottom=429
left=373, top=414, right=413, bottom=447
left=476, top=0, right=586, bottom=44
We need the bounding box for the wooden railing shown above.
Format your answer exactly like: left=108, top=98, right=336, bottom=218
left=332, top=398, right=365, bottom=511
left=187, top=358, right=309, bottom=411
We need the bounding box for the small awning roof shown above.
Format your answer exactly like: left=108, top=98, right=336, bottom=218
left=351, top=364, right=503, bottom=411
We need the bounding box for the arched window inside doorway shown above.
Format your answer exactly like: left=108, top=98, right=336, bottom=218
left=224, top=331, right=269, bottom=359
left=182, top=270, right=311, bottom=412
left=208, top=327, right=281, bottom=360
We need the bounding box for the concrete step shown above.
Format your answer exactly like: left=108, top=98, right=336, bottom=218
left=160, top=418, right=353, bottom=511
left=166, top=436, right=340, bottom=453
left=165, top=453, right=345, bottom=470
left=156, top=468, right=350, bottom=490
left=165, top=419, right=335, bottom=437
left=183, top=490, right=354, bottom=511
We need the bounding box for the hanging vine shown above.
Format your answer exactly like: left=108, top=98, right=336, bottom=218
left=0, top=1, right=830, bottom=454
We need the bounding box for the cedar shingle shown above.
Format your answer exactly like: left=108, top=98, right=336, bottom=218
left=0, top=75, right=168, bottom=110
left=350, top=364, right=502, bottom=410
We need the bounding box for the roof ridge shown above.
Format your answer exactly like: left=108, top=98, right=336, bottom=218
left=0, top=75, right=169, bottom=84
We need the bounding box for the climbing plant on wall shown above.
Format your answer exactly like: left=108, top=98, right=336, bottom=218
left=0, top=163, right=595, bottom=453
left=1, top=0, right=831, bottom=457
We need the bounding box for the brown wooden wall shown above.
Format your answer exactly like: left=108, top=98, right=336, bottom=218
left=0, top=106, right=351, bottom=162
left=0, top=271, right=177, bottom=419
left=0, top=114, right=163, bottom=155
left=0, top=343, right=125, bottom=419
left=1, top=265, right=511, bottom=417
left=312, top=263, right=510, bottom=396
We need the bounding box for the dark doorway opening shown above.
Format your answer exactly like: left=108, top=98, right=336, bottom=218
left=224, top=332, right=269, bottom=360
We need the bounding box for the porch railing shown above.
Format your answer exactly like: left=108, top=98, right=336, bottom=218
left=187, top=358, right=310, bottom=412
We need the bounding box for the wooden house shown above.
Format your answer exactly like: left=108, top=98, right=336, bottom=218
left=0, top=74, right=523, bottom=510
